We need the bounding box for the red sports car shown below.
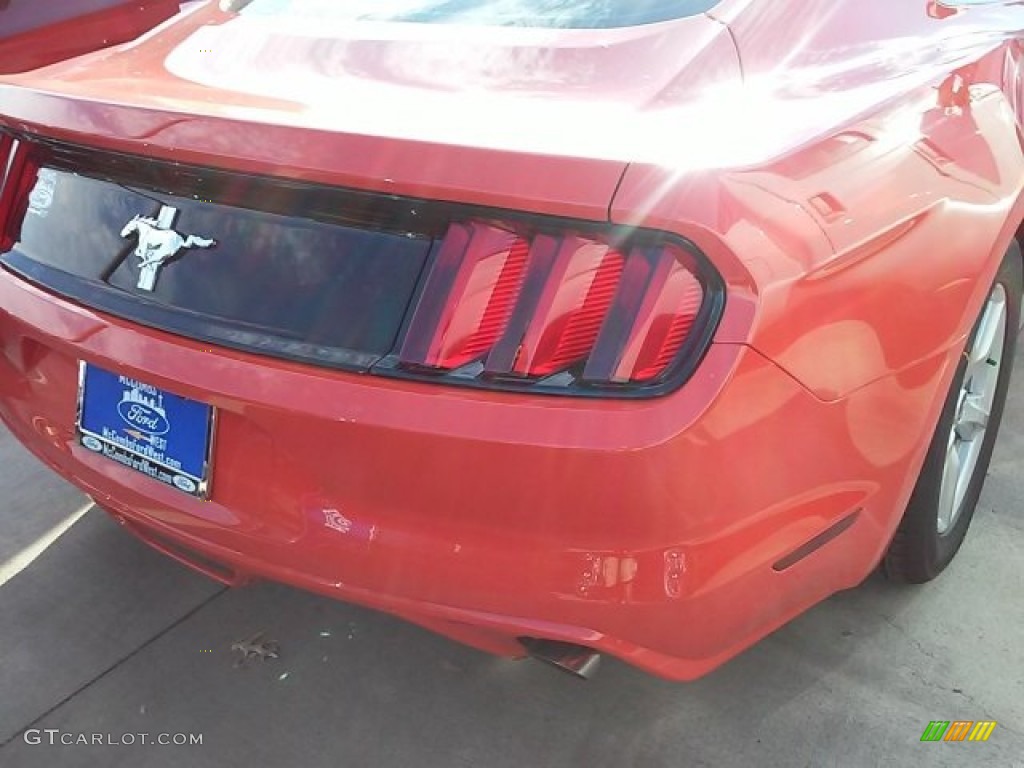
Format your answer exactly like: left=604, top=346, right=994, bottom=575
left=0, top=0, right=1022, bottom=680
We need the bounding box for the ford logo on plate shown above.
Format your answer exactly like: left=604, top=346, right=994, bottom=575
left=173, top=475, right=198, bottom=494
left=117, top=389, right=171, bottom=436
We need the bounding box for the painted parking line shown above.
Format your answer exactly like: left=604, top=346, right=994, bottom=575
left=0, top=501, right=93, bottom=587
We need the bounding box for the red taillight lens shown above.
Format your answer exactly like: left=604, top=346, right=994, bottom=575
left=0, top=133, right=12, bottom=172
left=485, top=236, right=626, bottom=378
left=399, top=222, right=530, bottom=370
left=0, top=133, right=17, bottom=248
left=398, top=220, right=715, bottom=392
left=0, top=136, right=39, bottom=253
left=583, top=243, right=704, bottom=383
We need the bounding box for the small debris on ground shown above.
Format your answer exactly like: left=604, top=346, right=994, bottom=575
left=231, top=631, right=281, bottom=667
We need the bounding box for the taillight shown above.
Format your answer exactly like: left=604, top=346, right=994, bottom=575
left=0, top=133, right=12, bottom=171
left=399, top=222, right=530, bottom=370
left=0, top=133, right=16, bottom=246
left=394, top=220, right=721, bottom=396
left=583, top=243, right=705, bottom=383
left=0, top=136, right=39, bottom=253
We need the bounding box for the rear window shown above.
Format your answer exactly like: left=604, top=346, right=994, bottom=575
left=237, top=0, right=722, bottom=29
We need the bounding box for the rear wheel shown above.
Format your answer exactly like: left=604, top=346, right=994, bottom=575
left=884, top=242, right=1022, bottom=583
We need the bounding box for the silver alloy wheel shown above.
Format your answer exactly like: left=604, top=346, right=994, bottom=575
left=937, top=283, right=1008, bottom=535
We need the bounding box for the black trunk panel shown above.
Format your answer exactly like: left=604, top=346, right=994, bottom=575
left=2, top=144, right=436, bottom=371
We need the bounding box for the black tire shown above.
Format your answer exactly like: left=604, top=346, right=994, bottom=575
left=884, top=241, right=1022, bottom=583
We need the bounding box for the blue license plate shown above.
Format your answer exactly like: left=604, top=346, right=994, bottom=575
left=77, top=363, right=214, bottom=497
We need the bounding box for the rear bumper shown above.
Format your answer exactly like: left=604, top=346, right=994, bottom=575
left=0, top=265, right=933, bottom=679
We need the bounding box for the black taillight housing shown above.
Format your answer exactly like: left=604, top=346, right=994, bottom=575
left=380, top=218, right=724, bottom=397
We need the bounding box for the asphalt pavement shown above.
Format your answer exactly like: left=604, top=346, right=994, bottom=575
left=0, top=340, right=1021, bottom=768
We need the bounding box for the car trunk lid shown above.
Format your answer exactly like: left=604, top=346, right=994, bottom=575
left=0, top=3, right=738, bottom=215
left=0, top=5, right=738, bottom=373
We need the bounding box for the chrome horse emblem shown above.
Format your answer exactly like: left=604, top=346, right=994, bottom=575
left=121, top=205, right=215, bottom=292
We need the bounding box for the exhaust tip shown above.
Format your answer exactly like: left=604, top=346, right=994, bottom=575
left=520, top=638, right=601, bottom=680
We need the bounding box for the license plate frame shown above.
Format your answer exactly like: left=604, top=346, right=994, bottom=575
left=75, top=362, right=215, bottom=498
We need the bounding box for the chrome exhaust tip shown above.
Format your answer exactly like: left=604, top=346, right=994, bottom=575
left=520, top=638, right=601, bottom=680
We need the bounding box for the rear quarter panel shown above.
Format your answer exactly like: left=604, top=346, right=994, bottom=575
left=605, top=0, right=1024, bottom=643
left=614, top=0, right=1024, bottom=400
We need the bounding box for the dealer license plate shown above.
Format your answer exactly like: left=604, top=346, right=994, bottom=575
left=76, top=363, right=214, bottom=498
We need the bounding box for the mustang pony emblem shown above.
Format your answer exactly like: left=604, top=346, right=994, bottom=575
left=121, top=205, right=215, bottom=291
